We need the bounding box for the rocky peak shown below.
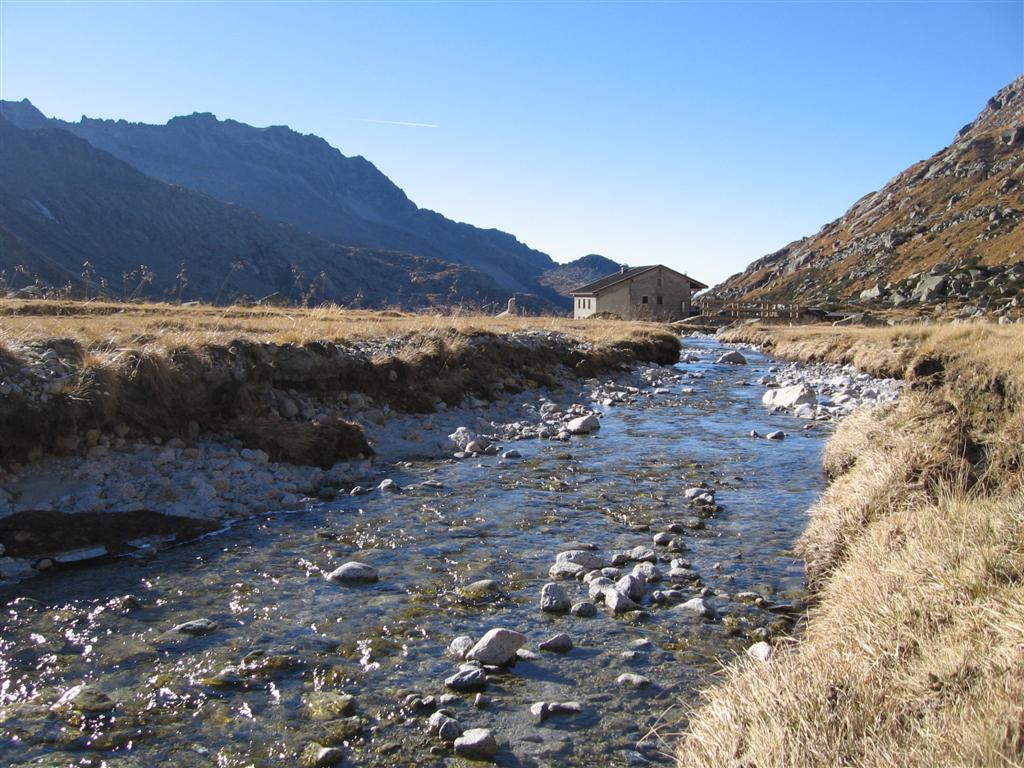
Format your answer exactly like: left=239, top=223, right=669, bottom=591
left=709, top=75, right=1024, bottom=317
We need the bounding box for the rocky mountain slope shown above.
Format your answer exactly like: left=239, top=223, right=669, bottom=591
left=539, top=253, right=622, bottom=295
left=0, top=117, right=509, bottom=307
left=711, top=76, right=1024, bottom=311
left=0, top=99, right=564, bottom=305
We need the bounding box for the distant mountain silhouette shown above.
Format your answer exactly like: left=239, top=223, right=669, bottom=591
left=1, top=99, right=565, bottom=307
left=0, top=115, right=512, bottom=307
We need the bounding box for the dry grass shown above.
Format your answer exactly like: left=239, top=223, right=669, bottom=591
left=678, top=322, right=1024, bottom=768
left=0, top=298, right=671, bottom=355
left=0, top=298, right=681, bottom=465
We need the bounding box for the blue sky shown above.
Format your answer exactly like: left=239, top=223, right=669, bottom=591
left=1, top=1, right=1021, bottom=285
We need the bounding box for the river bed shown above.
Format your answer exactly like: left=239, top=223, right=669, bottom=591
left=0, top=338, right=829, bottom=767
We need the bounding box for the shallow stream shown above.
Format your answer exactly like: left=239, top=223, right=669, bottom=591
left=0, top=338, right=829, bottom=767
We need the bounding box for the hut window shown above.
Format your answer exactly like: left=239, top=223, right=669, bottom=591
left=656, top=295, right=663, bottom=305
left=641, top=296, right=649, bottom=304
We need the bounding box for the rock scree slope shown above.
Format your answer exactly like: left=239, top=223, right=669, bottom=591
left=710, top=76, right=1024, bottom=308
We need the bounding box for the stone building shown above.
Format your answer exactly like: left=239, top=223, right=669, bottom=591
left=570, top=265, right=707, bottom=320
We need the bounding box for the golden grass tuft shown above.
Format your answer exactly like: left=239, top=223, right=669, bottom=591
left=678, top=322, right=1024, bottom=768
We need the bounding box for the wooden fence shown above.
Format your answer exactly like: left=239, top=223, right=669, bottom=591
left=698, top=300, right=805, bottom=319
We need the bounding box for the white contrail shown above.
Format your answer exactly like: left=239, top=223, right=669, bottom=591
left=353, top=118, right=440, bottom=128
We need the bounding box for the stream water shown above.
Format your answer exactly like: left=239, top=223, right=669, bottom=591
left=0, top=338, right=828, bottom=767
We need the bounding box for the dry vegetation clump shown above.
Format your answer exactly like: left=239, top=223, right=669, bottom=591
left=678, top=322, right=1024, bottom=768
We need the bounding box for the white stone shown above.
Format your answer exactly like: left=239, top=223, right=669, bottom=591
left=747, top=641, right=772, bottom=662
left=762, top=383, right=817, bottom=409
left=565, top=414, right=600, bottom=435
left=716, top=350, right=747, bottom=364
left=466, top=628, right=526, bottom=666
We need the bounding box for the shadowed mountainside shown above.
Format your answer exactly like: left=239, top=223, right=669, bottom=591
left=0, top=99, right=566, bottom=306
left=0, top=117, right=514, bottom=308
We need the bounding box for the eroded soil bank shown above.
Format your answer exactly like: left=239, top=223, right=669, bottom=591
left=0, top=337, right=836, bottom=767
left=0, top=329, right=678, bottom=576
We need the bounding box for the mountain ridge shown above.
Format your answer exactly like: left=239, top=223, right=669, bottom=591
left=0, top=115, right=514, bottom=308
left=709, top=76, right=1024, bottom=309
left=0, top=99, right=565, bottom=305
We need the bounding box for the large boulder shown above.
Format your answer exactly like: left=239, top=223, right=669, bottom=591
left=911, top=274, right=947, bottom=302
left=565, top=414, right=600, bottom=434
left=762, top=384, right=817, bottom=409
left=715, top=350, right=747, bottom=364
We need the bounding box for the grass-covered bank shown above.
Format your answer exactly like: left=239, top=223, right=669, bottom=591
left=678, top=322, right=1024, bottom=767
left=0, top=299, right=680, bottom=466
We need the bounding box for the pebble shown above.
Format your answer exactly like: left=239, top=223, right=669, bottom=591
left=565, top=414, right=600, bottom=435
left=766, top=431, right=785, bottom=441
left=605, top=588, right=641, bottom=615
left=167, top=617, right=218, bottom=636
left=299, top=743, right=344, bottom=768
left=378, top=478, right=400, bottom=493
left=616, top=673, right=652, bottom=688
left=537, top=633, right=573, bottom=653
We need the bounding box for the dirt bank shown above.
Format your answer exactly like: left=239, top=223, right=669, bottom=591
left=0, top=304, right=681, bottom=578
left=0, top=319, right=680, bottom=467
left=678, top=322, right=1024, bottom=767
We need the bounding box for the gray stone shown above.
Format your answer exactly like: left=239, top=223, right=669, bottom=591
left=570, top=601, right=597, bottom=617
left=538, top=633, right=573, bottom=653
left=445, top=668, right=488, bottom=692
left=766, top=430, right=785, bottom=441
left=324, top=562, right=378, bottom=584
left=300, top=743, right=344, bottom=768
left=540, top=582, right=571, bottom=613
left=616, top=573, right=646, bottom=602
left=762, top=384, right=816, bottom=409
left=674, top=597, right=716, bottom=618
left=167, top=618, right=218, bottom=636
left=616, top=673, right=652, bottom=688
left=448, top=635, right=474, bottom=658
left=466, top=628, right=526, bottom=666
left=555, top=549, right=606, bottom=570
left=605, top=588, right=640, bottom=615
left=454, top=728, right=498, bottom=761
left=715, top=350, right=747, bottom=364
